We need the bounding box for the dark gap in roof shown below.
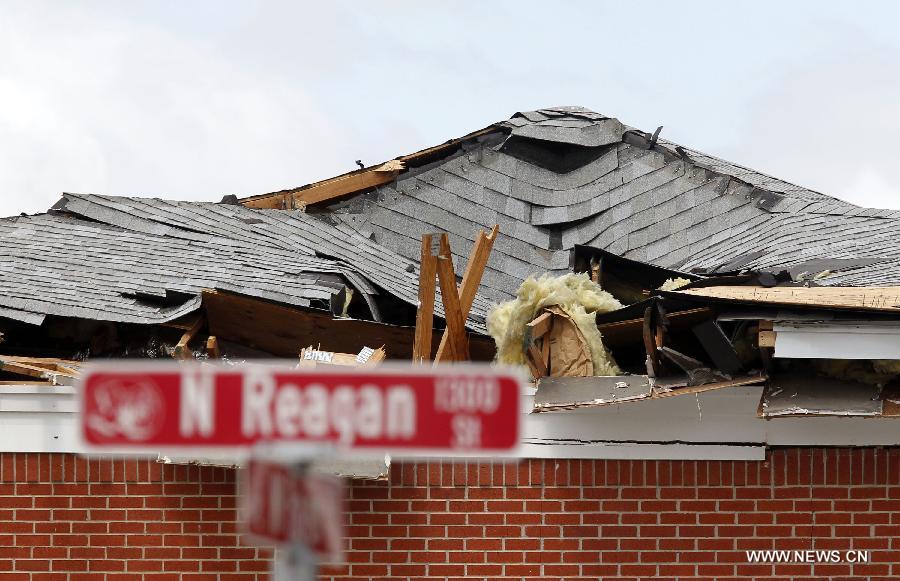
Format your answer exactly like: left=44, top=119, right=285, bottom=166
left=500, top=135, right=614, bottom=174
left=121, top=289, right=197, bottom=309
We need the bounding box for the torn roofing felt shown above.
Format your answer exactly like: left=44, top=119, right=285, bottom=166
left=267, top=105, right=900, bottom=304
left=0, top=193, right=491, bottom=330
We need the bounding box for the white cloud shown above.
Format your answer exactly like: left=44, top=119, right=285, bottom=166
left=716, top=33, right=900, bottom=209
left=0, top=3, right=347, bottom=216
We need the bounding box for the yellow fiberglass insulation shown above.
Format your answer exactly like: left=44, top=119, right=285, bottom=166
left=658, top=277, right=691, bottom=291
left=486, top=273, right=623, bottom=375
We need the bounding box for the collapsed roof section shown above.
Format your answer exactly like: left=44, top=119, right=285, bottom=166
left=240, top=105, right=900, bottom=305
left=0, top=193, right=492, bottom=332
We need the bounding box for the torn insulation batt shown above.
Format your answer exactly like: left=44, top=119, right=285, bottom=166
left=658, top=277, right=691, bottom=291
left=486, top=273, right=623, bottom=375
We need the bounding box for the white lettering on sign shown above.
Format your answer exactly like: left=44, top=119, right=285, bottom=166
left=452, top=415, right=482, bottom=448
left=434, top=377, right=500, bottom=413
left=233, top=372, right=416, bottom=442
left=303, top=349, right=334, bottom=363
left=180, top=369, right=215, bottom=437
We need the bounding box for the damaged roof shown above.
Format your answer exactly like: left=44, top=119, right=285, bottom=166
left=3, top=105, right=899, bottom=336
left=0, top=193, right=493, bottom=330
left=280, top=105, right=900, bottom=303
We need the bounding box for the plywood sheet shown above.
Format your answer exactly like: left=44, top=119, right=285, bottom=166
left=671, top=286, right=900, bottom=312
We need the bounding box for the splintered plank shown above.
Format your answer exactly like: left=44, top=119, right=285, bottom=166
left=242, top=160, right=405, bottom=209
left=239, top=126, right=498, bottom=209
left=412, top=234, right=438, bottom=363
left=173, top=314, right=205, bottom=360
left=206, top=336, right=221, bottom=359
left=669, top=286, right=900, bottom=312
left=434, top=225, right=498, bottom=361
left=0, top=358, right=78, bottom=386
left=435, top=253, right=470, bottom=362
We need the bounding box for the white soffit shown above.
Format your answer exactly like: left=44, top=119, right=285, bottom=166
left=773, top=322, right=900, bottom=359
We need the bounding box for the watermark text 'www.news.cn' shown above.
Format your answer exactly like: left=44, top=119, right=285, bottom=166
left=746, top=550, right=870, bottom=564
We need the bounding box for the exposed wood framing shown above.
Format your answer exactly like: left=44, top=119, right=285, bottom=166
left=173, top=314, right=205, bottom=360
left=524, top=311, right=553, bottom=379
left=242, top=160, right=405, bottom=209
left=758, top=330, right=777, bottom=348
left=239, top=126, right=500, bottom=210
left=434, top=225, right=499, bottom=361
left=206, top=336, right=221, bottom=359
left=434, top=242, right=470, bottom=362
left=412, top=234, right=438, bottom=364
left=0, top=356, right=81, bottom=386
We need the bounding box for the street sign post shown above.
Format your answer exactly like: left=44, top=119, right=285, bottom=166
left=78, top=362, right=523, bottom=455
left=243, top=457, right=343, bottom=559
left=77, top=361, right=524, bottom=580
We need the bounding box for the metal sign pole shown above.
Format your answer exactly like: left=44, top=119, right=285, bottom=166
left=271, top=460, right=318, bottom=581
left=273, top=543, right=317, bottom=581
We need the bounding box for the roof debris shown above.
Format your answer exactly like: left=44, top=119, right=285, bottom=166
left=1, top=105, right=899, bottom=423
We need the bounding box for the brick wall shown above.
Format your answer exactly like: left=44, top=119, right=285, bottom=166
left=325, top=448, right=899, bottom=581
left=0, top=453, right=269, bottom=580
left=2, top=449, right=898, bottom=580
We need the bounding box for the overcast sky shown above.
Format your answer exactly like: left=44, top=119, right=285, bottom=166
left=2, top=1, right=900, bottom=217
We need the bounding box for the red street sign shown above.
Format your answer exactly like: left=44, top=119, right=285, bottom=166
left=243, top=458, right=343, bottom=560
left=78, top=362, right=522, bottom=454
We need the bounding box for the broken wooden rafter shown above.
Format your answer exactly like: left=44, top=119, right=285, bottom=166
left=0, top=356, right=80, bottom=386
left=412, top=234, right=439, bottom=364
left=239, top=126, right=499, bottom=210
left=523, top=311, right=553, bottom=379
left=434, top=239, right=470, bottom=362
left=434, top=225, right=499, bottom=362
left=206, top=336, right=221, bottom=359
left=241, top=160, right=406, bottom=210
left=173, top=314, right=205, bottom=360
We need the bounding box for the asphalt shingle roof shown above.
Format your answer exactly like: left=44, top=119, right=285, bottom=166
left=321, top=105, right=900, bottom=297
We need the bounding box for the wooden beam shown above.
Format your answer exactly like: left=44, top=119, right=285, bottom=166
left=526, top=311, right=554, bottom=340
left=239, top=126, right=498, bottom=209
left=173, top=315, right=205, bottom=360
left=527, top=343, right=548, bottom=378
left=434, top=225, right=499, bottom=361
left=0, top=359, right=78, bottom=386
left=758, top=330, right=777, bottom=348
left=241, top=160, right=405, bottom=209
left=412, top=234, right=438, bottom=364
left=206, top=336, right=221, bottom=359
left=434, top=245, right=469, bottom=363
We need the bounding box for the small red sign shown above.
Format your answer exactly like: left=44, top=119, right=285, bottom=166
left=243, top=458, right=343, bottom=559
left=78, top=363, right=522, bottom=454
